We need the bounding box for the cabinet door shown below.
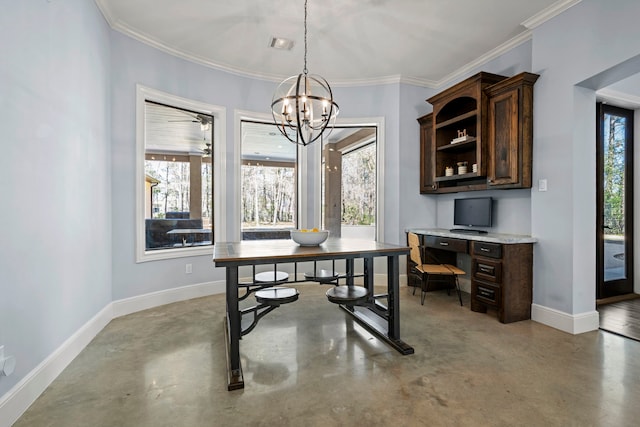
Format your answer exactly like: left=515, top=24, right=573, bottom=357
left=418, top=114, right=437, bottom=193
left=487, top=88, right=520, bottom=186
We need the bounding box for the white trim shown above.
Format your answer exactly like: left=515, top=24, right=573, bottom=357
left=0, top=282, right=227, bottom=427
left=521, top=0, right=582, bottom=29
left=112, top=280, right=225, bottom=318
left=135, top=85, right=227, bottom=262
left=435, top=31, right=533, bottom=89
left=0, top=305, right=113, bottom=427
left=531, top=303, right=599, bottom=334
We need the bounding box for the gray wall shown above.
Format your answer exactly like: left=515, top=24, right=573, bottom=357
left=4, top=0, right=640, bottom=409
left=0, top=0, right=112, bottom=396
left=531, top=0, right=640, bottom=314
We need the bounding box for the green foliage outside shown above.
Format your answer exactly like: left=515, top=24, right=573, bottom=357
left=341, top=144, right=376, bottom=226
left=603, top=113, right=626, bottom=236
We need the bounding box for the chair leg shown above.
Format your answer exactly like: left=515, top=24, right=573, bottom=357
left=455, top=275, right=463, bottom=306
left=420, top=275, right=428, bottom=305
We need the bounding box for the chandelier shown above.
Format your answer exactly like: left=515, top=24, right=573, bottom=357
left=271, top=0, right=339, bottom=146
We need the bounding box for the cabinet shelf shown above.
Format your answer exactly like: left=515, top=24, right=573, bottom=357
left=435, top=172, right=481, bottom=182
left=436, top=138, right=477, bottom=152
left=435, top=110, right=478, bottom=130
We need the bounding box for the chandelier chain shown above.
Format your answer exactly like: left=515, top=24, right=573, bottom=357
left=303, top=0, right=308, bottom=75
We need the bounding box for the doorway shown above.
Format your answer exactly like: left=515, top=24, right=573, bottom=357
left=596, top=103, right=634, bottom=299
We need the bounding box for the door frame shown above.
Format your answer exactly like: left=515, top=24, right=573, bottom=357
left=596, top=102, right=634, bottom=299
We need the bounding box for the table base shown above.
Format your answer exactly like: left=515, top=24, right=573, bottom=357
left=224, top=316, right=244, bottom=391
left=340, top=305, right=415, bottom=355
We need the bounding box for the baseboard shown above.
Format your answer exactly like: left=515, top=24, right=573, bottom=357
left=0, top=304, right=113, bottom=427
left=0, top=281, right=227, bottom=427
left=531, top=303, right=600, bottom=334
left=112, top=280, right=226, bottom=318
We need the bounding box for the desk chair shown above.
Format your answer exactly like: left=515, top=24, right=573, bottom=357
left=407, top=232, right=464, bottom=306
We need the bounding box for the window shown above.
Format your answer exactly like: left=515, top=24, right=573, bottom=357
left=321, top=126, right=378, bottom=240
left=136, top=86, right=225, bottom=262
left=240, top=120, right=298, bottom=240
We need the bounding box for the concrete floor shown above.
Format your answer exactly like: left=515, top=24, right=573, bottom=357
left=14, top=284, right=640, bottom=427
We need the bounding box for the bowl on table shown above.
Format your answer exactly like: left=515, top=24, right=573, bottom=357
left=290, top=229, right=329, bottom=246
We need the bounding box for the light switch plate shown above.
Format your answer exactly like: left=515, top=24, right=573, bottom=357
left=538, top=179, right=548, bottom=192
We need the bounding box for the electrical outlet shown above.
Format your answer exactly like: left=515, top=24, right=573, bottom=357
left=186, top=263, right=192, bottom=274
left=1, top=345, right=16, bottom=377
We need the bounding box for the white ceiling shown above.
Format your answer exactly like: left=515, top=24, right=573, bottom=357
left=95, top=0, right=579, bottom=87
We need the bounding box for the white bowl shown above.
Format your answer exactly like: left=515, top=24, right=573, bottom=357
left=290, top=230, right=329, bottom=246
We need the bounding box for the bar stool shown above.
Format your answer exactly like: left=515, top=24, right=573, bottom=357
left=304, top=269, right=341, bottom=284
left=326, top=286, right=368, bottom=305
left=254, top=270, right=289, bottom=284
left=255, top=287, right=299, bottom=306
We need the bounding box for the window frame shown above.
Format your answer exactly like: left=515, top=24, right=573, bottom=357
left=315, top=118, right=385, bottom=241
left=234, top=110, right=302, bottom=242
left=239, top=119, right=299, bottom=238
left=136, top=85, right=226, bottom=262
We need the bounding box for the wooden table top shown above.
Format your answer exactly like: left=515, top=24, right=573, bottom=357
left=213, top=238, right=409, bottom=266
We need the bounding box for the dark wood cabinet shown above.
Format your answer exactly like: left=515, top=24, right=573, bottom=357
left=418, top=113, right=437, bottom=193
left=470, top=241, right=533, bottom=323
left=486, top=72, right=539, bottom=188
left=419, top=71, right=538, bottom=193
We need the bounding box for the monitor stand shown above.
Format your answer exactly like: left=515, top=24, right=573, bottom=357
left=449, top=228, right=488, bottom=235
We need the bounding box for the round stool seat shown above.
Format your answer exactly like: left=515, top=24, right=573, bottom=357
left=254, top=271, right=289, bottom=284
left=326, top=286, right=368, bottom=304
left=255, top=287, right=299, bottom=305
left=304, top=269, right=339, bottom=282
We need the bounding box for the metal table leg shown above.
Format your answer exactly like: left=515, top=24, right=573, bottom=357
left=224, top=266, right=244, bottom=390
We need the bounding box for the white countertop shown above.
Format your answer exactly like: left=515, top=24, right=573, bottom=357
left=407, top=228, right=537, bottom=244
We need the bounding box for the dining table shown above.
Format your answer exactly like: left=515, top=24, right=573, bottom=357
left=213, top=237, right=414, bottom=391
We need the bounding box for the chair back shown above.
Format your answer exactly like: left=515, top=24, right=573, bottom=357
left=407, top=232, right=423, bottom=266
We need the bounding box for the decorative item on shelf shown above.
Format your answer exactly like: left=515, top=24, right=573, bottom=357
left=472, top=163, right=478, bottom=173
left=457, top=161, right=468, bottom=175
left=445, top=166, right=454, bottom=177
left=270, top=0, right=339, bottom=146
left=451, top=129, right=470, bottom=144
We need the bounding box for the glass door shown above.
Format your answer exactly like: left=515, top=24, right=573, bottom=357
left=596, top=103, right=634, bottom=299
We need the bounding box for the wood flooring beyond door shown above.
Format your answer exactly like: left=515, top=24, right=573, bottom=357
left=598, top=295, right=640, bottom=342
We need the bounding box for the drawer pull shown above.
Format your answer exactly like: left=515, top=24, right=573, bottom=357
left=479, top=266, right=493, bottom=274
left=480, top=248, right=490, bottom=252
left=478, top=287, right=496, bottom=299
left=439, top=242, right=449, bottom=246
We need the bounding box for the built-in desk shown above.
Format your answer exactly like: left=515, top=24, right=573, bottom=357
left=407, top=228, right=536, bottom=323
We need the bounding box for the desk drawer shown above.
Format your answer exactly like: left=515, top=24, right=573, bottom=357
left=424, top=236, right=468, bottom=253
left=472, top=257, right=502, bottom=283
left=472, top=280, right=501, bottom=307
left=472, top=241, right=502, bottom=259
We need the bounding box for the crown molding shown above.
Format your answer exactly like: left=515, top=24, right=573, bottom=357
left=521, top=0, right=582, bottom=29
left=434, top=30, right=533, bottom=89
